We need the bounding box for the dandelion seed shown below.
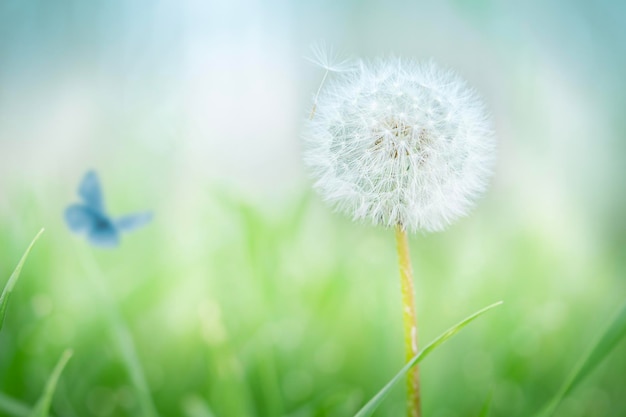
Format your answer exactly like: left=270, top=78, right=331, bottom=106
left=304, top=41, right=357, bottom=73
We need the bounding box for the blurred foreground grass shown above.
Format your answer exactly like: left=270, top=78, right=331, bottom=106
left=0, top=183, right=624, bottom=417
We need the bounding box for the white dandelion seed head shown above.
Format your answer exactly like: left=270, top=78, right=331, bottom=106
left=302, top=58, right=495, bottom=233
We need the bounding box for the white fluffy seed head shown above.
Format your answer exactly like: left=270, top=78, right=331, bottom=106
left=302, top=58, right=495, bottom=233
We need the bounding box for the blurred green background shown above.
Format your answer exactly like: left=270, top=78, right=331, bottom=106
left=1, top=1, right=625, bottom=416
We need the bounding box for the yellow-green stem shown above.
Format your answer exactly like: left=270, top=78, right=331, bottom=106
left=395, top=224, right=421, bottom=417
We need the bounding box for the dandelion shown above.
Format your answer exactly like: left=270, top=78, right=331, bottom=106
left=303, top=56, right=495, bottom=417
left=304, top=58, right=494, bottom=233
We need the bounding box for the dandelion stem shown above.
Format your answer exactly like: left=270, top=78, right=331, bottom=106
left=395, top=224, right=421, bottom=417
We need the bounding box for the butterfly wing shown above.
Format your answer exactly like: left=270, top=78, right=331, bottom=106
left=64, top=204, right=98, bottom=233
left=87, top=218, right=120, bottom=248
left=115, top=212, right=153, bottom=233
left=65, top=202, right=119, bottom=248
left=78, top=170, right=105, bottom=213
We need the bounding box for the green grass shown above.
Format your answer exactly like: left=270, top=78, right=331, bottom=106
left=0, top=229, right=44, bottom=332
left=77, top=251, right=159, bottom=417
left=0, top=229, right=69, bottom=417
left=537, top=301, right=626, bottom=417
left=354, top=301, right=503, bottom=417
left=0, top=187, right=624, bottom=417
left=28, top=349, right=72, bottom=417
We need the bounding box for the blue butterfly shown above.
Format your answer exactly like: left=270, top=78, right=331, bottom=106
left=65, top=171, right=152, bottom=248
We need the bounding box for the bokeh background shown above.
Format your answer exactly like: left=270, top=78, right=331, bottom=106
left=1, top=1, right=625, bottom=416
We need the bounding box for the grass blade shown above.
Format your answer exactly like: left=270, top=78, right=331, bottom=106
left=182, top=395, right=216, bottom=417
left=354, top=301, right=503, bottom=417
left=538, top=301, right=626, bottom=417
left=477, top=390, right=493, bottom=417
left=0, top=393, right=60, bottom=417
left=0, top=392, right=31, bottom=417
left=0, top=228, right=44, bottom=332
left=28, top=349, right=73, bottom=417
left=79, top=250, right=160, bottom=417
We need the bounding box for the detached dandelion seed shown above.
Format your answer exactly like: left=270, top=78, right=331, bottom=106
left=302, top=56, right=495, bottom=417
